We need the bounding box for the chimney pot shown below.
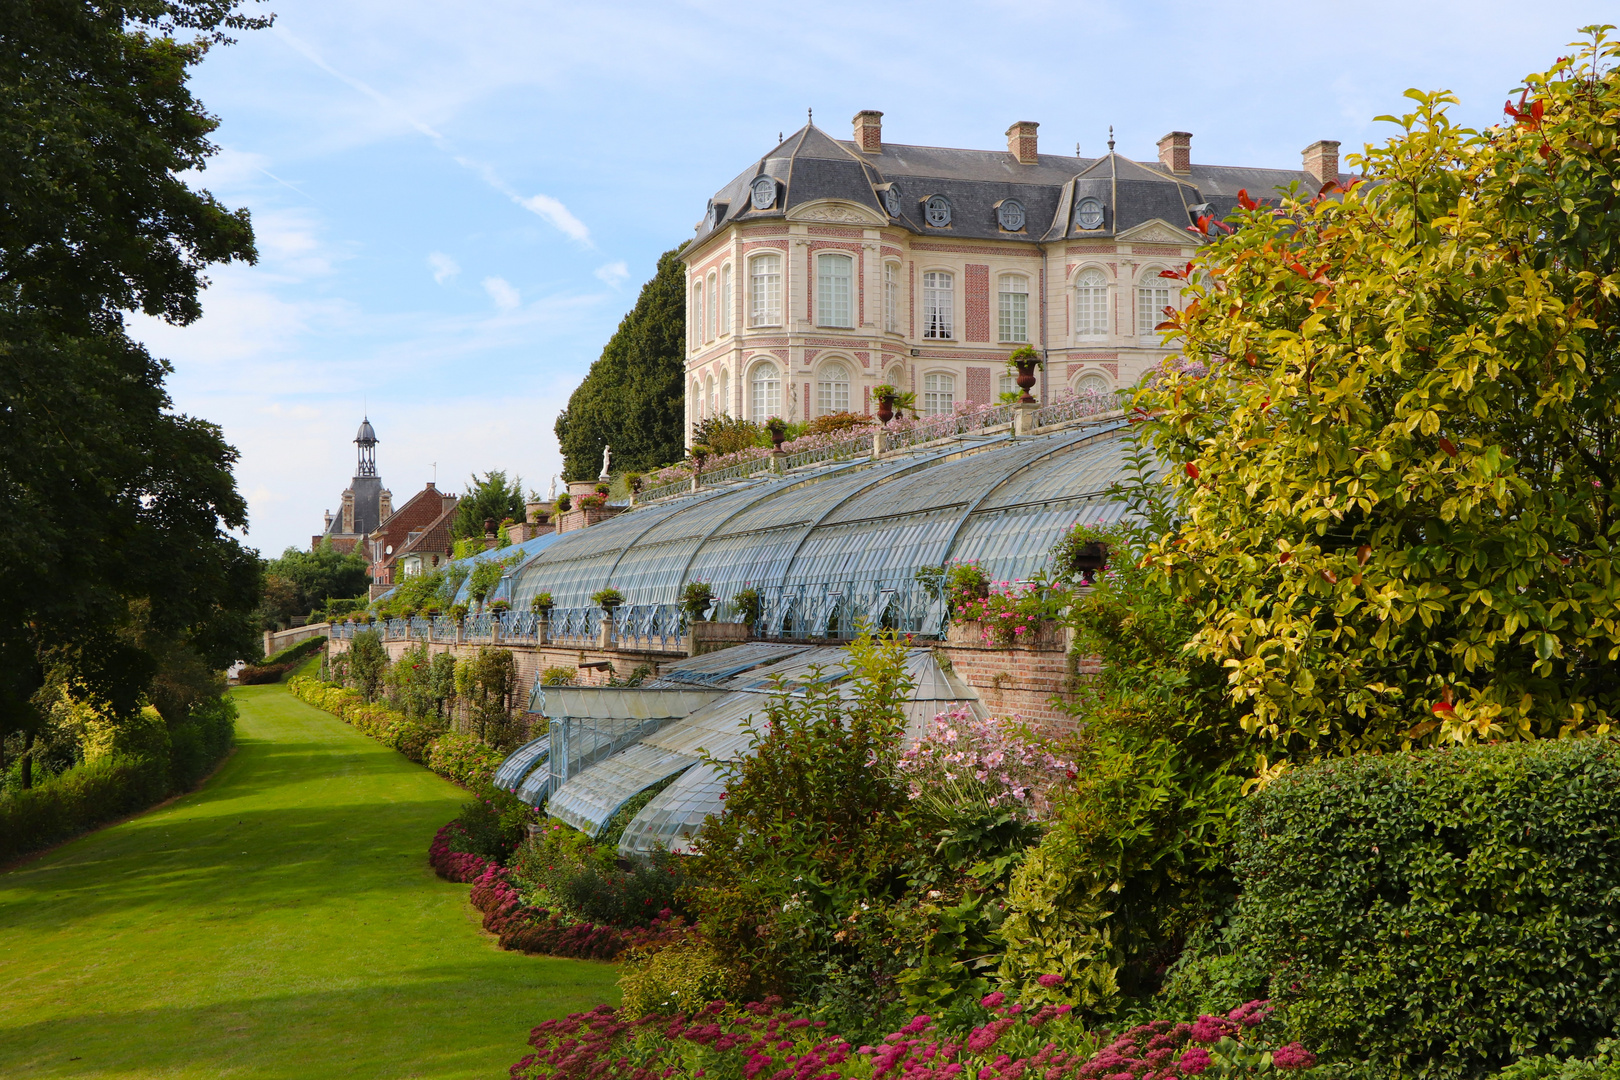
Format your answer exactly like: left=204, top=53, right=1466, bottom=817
left=1302, top=140, right=1341, bottom=190
left=853, top=110, right=883, bottom=153
left=1006, top=121, right=1039, bottom=165
left=1157, top=131, right=1192, bottom=173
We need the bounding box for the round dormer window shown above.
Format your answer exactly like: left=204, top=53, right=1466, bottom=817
left=883, top=185, right=901, bottom=217
left=997, top=200, right=1026, bottom=231
left=705, top=202, right=720, bottom=230
left=751, top=177, right=777, bottom=210
left=1074, top=197, right=1105, bottom=231
left=925, top=196, right=952, bottom=227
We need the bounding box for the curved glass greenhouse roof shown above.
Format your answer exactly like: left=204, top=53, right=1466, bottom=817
left=504, top=419, right=1133, bottom=610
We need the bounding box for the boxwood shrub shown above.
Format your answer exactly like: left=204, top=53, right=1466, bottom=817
left=1231, top=736, right=1620, bottom=1080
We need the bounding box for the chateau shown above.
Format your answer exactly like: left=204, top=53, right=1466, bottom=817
left=681, top=113, right=1346, bottom=431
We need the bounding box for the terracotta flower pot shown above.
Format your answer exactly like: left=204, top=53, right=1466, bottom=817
left=1015, top=361, right=1039, bottom=404
left=876, top=398, right=894, bottom=425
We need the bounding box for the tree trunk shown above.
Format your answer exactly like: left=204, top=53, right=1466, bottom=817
left=21, top=730, right=34, bottom=789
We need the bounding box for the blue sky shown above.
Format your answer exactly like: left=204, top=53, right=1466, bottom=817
left=134, top=0, right=1616, bottom=556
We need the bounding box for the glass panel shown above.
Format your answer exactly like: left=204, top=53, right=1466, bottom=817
left=923, top=272, right=953, bottom=339
left=998, top=275, right=1028, bottom=343
left=816, top=254, right=852, bottom=328
left=750, top=254, right=781, bottom=326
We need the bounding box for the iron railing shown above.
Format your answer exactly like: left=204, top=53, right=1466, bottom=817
left=1031, top=395, right=1116, bottom=429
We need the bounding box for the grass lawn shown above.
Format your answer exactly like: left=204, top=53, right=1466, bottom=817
left=0, top=684, right=619, bottom=1079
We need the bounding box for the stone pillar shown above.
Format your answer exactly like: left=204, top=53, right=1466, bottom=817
left=263, top=630, right=274, bottom=657
left=597, top=612, right=615, bottom=651
left=1014, top=402, right=1038, bottom=436
left=771, top=450, right=788, bottom=473
left=690, top=474, right=701, bottom=492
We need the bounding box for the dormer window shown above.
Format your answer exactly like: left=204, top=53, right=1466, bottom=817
left=751, top=177, right=777, bottom=210
left=882, top=185, right=901, bottom=217
left=1074, top=197, right=1105, bottom=231
left=704, top=201, right=725, bottom=231
left=924, top=196, right=952, bottom=228
left=996, top=199, right=1026, bottom=231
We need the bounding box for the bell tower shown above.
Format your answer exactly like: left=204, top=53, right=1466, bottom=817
left=355, top=417, right=378, bottom=477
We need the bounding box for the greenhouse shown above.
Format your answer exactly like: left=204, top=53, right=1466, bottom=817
left=486, top=410, right=1146, bottom=856
left=497, top=413, right=1136, bottom=623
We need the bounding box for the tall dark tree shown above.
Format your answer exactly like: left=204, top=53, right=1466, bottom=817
left=259, top=543, right=371, bottom=626
left=0, top=0, right=269, bottom=776
left=555, top=247, right=687, bottom=479
left=451, top=470, right=527, bottom=539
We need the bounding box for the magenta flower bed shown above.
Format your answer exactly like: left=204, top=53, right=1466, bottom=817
left=509, top=992, right=1316, bottom=1080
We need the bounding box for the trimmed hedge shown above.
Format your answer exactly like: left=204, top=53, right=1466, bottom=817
left=0, top=697, right=236, bottom=865
left=1232, top=736, right=1620, bottom=1080
left=288, top=676, right=503, bottom=787
left=238, top=635, right=327, bottom=684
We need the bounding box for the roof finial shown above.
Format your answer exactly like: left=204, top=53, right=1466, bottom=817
left=1076, top=142, right=1081, bottom=157
left=1108, top=126, right=1116, bottom=152
left=807, top=107, right=813, bottom=124
left=778, top=131, right=783, bottom=143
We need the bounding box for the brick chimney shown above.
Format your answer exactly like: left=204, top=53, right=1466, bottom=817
left=1157, top=131, right=1192, bottom=173
left=341, top=489, right=354, bottom=534
left=853, top=110, right=883, bottom=153
left=378, top=488, right=392, bottom=521
left=1302, top=140, right=1341, bottom=189
left=1006, top=121, right=1039, bottom=165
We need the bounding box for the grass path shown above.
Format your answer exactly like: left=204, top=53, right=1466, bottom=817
left=0, top=685, right=618, bottom=1079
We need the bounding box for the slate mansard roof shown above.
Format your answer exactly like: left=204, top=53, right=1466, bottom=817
left=692, top=122, right=1347, bottom=246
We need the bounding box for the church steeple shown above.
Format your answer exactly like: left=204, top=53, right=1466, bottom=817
left=354, top=416, right=378, bottom=478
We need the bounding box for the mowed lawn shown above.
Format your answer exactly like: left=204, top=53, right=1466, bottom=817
left=0, top=684, right=619, bottom=1079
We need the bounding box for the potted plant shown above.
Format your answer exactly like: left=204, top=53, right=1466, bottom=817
left=555, top=492, right=572, bottom=513
left=594, top=481, right=610, bottom=496
left=489, top=598, right=511, bottom=614
left=531, top=591, right=555, bottom=614
left=450, top=603, right=469, bottom=622
left=765, top=417, right=789, bottom=449
left=682, top=580, right=714, bottom=622
left=733, top=587, right=762, bottom=626
left=579, top=493, right=607, bottom=510
left=689, top=443, right=710, bottom=472
left=626, top=473, right=644, bottom=495
left=873, top=385, right=916, bottom=424
left=592, top=587, right=625, bottom=612
left=1007, top=345, right=1044, bottom=404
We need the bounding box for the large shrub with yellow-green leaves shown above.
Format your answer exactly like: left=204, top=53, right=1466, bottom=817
left=1143, top=29, right=1620, bottom=756
left=288, top=676, right=500, bottom=786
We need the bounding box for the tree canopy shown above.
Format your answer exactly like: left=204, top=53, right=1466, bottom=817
left=0, top=0, right=268, bottom=765
left=451, top=471, right=526, bottom=539
left=259, top=544, right=370, bottom=627
left=555, top=247, right=687, bottom=479
left=1140, top=27, right=1620, bottom=757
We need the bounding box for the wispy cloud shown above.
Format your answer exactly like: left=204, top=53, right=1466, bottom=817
left=428, top=252, right=460, bottom=284
left=594, top=261, right=630, bottom=287
left=483, top=276, right=521, bottom=310
left=274, top=26, right=590, bottom=246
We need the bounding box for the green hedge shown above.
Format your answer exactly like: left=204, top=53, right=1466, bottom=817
left=287, top=676, right=502, bottom=787
left=1231, top=736, right=1620, bottom=1080
left=0, top=697, right=236, bottom=865
left=239, top=635, right=328, bottom=684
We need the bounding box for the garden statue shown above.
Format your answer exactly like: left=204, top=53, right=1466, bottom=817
left=599, top=444, right=611, bottom=481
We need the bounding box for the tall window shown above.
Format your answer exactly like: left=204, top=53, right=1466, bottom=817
left=998, top=273, right=1029, bottom=343
left=692, top=281, right=704, bottom=348
left=1137, top=276, right=1171, bottom=337
left=718, top=369, right=729, bottom=415
left=998, top=371, right=1017, bottom=399
left=707, top=272, right=718, bottom=340
left=817, top=362, right=850, bottom=415
left=883, top=262, right=900, bottom=333
left=750, top=254, right=782, bottom=326
left=750, top=360, right=781, bottom=419
left=923, top=373, right=955, bottom=415
left=923, top=271, right=953, bottom=339
left=1075, top=268, right=1107, bottom=337
left=816, top=253, right=853, bottom=328
left=720, top=265, right=732, bottom=334
left=692, top=379, right=703, bottom=420
left=706, top=374, right=716, bottom=418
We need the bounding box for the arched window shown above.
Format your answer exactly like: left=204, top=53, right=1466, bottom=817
left=692, top=379, right=703, bottom=420
left=705, top=374, right=716, bottom=418
left=750, top=360, right=781, bottom=419
left=817, top=362, right=850, bottom=416
left=692, top=280, right=704, bottom=348
left=998, top=371, right=1017, bottom=400
left=883, top=261, right=900, bottom=333
left=707, top=272, right=718, bottom=340
left=923, top=372, right=955, bottom=416
left=749, top=254, right=782, bottom=326
left=925, top=196, right=952, bottom=227
left=998, top=273, right=1029, bottom=343
left=1074, top=267, right=1107, bottom=338
left=718, top=369, right=730, bottom=415
left=816, top=253, right=852, bottom=328
left=1077, top=372, right=1112, bottom=396
left=1137, top=272, right=1171, bottom=337
left=719, top=265, right=732, bottom=334
left=886, top=366, right=905, bottom=390
left=923, top=271, right=953, bottom=339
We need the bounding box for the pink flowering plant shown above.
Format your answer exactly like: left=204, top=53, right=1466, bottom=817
left=508, top=991, right=1319, bottom=1080
left=951, top=575, right=1070, bottom=647
left=897, top=708, right=1077, bottom=825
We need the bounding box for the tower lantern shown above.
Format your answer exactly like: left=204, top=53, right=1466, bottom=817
left=354, top=416, right=378, bottom=478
